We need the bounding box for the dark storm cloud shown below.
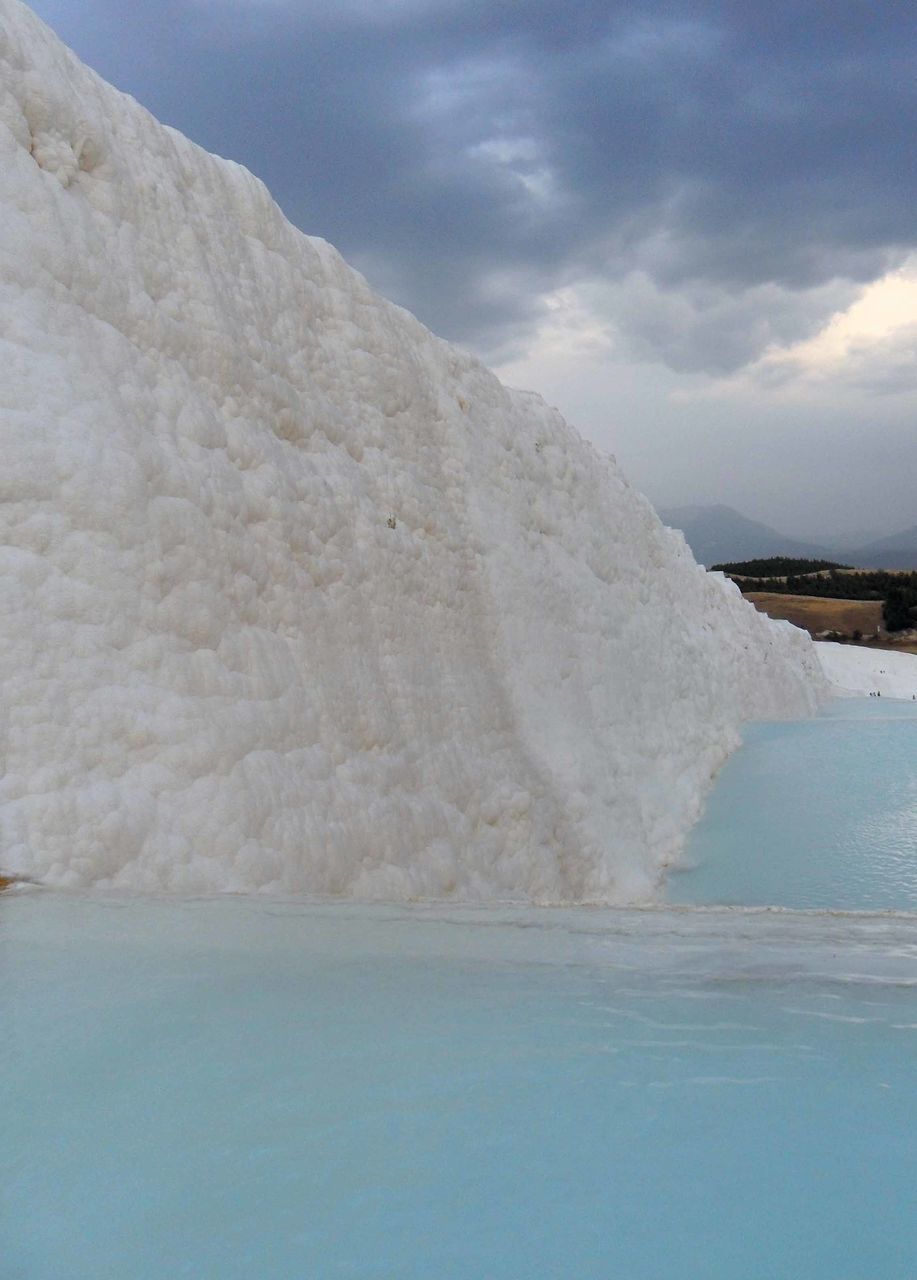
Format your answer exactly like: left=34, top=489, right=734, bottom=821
left=27, top=0, right=917, bottom=368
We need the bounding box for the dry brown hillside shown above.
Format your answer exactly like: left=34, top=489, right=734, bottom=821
left=747, top=593, right=917, bottom=654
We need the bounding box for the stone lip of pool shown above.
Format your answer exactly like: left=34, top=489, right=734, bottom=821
left=5, top=889, right=917, bottom=986
left=667, top=696, right=917, bottom=912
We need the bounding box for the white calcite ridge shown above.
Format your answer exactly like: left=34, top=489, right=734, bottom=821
left=817, top=643, right=917, bottom=701
left=0, top=0, right=825, bottom=899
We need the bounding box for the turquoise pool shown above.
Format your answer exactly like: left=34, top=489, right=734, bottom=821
left=4, top=699, right=917, bottom=1278
left=3, top=894, right=917, bottom=1279
left=667, top=699, right=917, bottom=910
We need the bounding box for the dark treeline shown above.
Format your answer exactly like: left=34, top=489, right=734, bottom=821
left=727, top=568, right=917, bottom=601
left=884, top=584, right=917, bottom=632
left=711, top=557, right=851, bottom=577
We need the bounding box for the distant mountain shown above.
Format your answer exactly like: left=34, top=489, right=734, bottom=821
left=850, top=527, right=917, bottom=570
left=818, top=529, right=884, bottom=551
left=657, top=505, right=832, bottom=568
left=659, top=505, right=917, bottom=571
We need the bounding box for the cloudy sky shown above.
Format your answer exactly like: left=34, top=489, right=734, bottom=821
left=29, top=0, right=917, bottom=540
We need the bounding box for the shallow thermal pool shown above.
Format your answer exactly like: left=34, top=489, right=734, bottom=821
left=3, top=698, right=917, bottom=1278
left=4, top=893, right=917, bottom=1279
left=667, top=698, right=917, bottom=910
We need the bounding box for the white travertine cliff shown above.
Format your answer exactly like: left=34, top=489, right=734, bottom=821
left=0, top=0, right=824, bottom=898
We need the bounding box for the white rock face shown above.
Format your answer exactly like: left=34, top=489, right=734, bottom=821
left=818, top=642, right=917, bottom=701
left=0, top=0, right=825, bottom=899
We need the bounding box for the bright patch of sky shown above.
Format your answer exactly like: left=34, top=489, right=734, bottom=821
left=748, top=258, right=917, bottom=393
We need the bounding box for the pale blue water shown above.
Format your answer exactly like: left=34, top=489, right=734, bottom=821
left=3, top=895, right=917, bottom=1279
left=4, top=700, right=917, bottom=1277
left=667, top=699, right=917, bottom=910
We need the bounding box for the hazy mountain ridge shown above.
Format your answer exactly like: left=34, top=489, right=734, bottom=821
left=661, top=505, right=917, bottom=570
left=853, top=526, right=917, bottom=568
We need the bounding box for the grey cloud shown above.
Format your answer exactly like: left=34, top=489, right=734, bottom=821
left=583, top=274, right=859, bottom=375
left=27, top=0, right=917, bottom=373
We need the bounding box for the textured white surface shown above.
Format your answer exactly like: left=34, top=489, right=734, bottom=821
left=817, top=642, right=917, bottom=701
left=0, top=0, right=825, bottom=899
